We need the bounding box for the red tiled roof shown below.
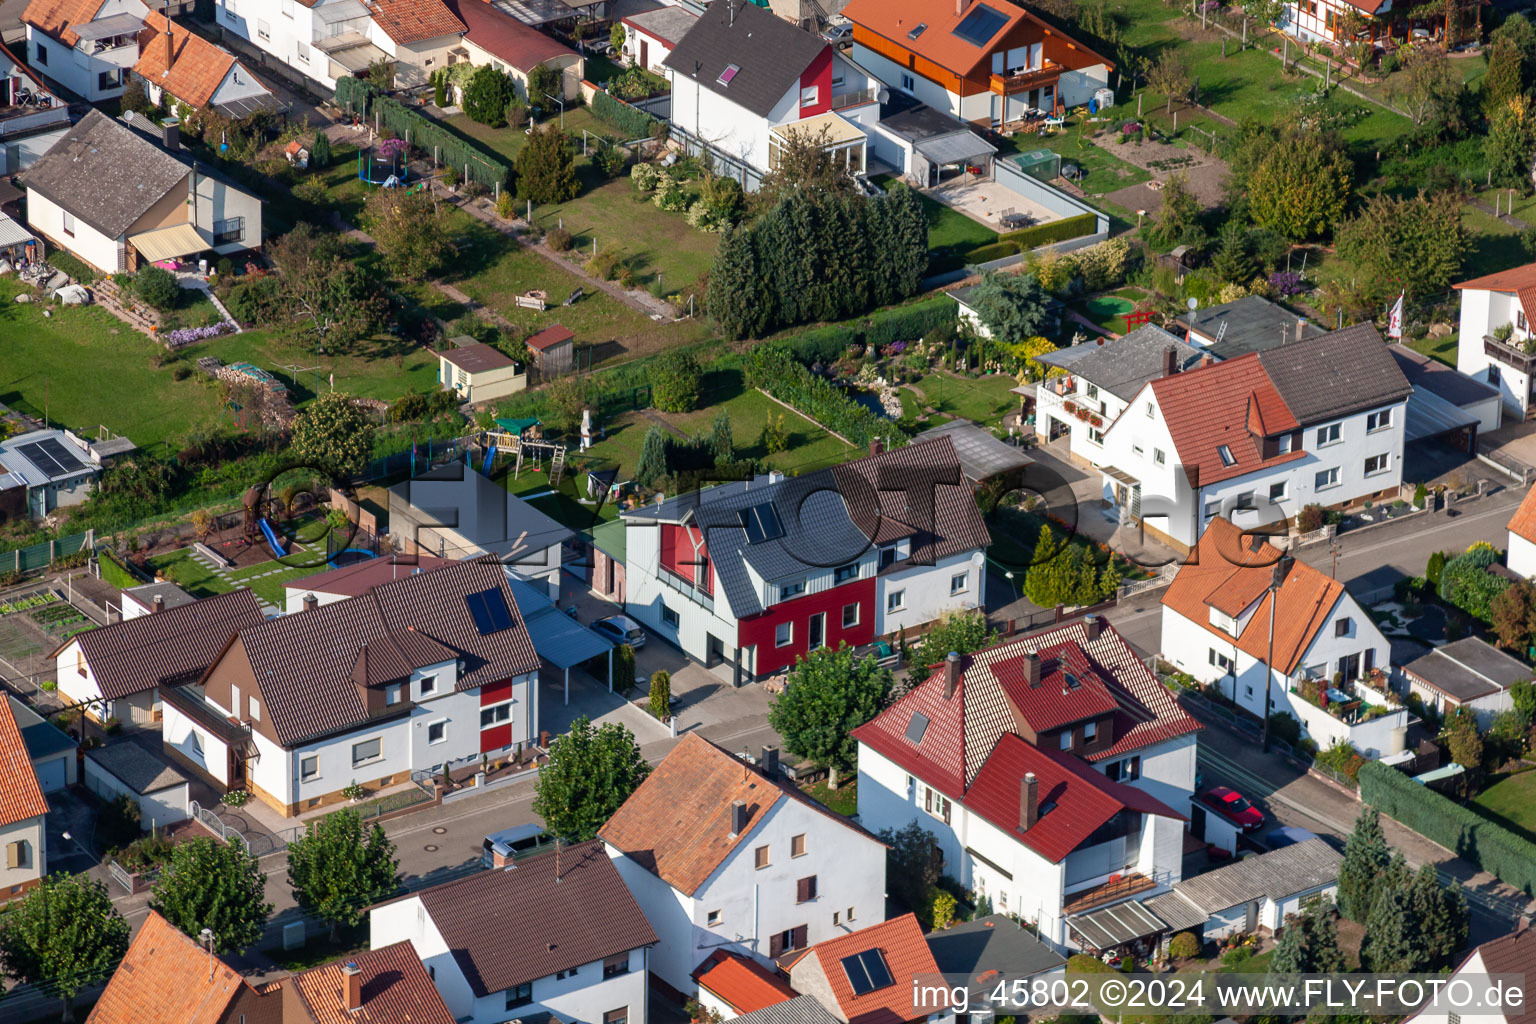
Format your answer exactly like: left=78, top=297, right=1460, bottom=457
left=21, top=0, right=102, bottom=48
left=288, top=554, right=455, bottom=601
left=1144, top=353, right=1304, bottom=488
left=0, top=695, right=48, bottom=829
left=994, top=642, right=1120, bottom=733
left=965, top=733, right=1183, bottom=863
left=694, top=950, right=798, bottom=1014
left=842, top=0, right=1111, bottom=77
left=366, top=0, right=464, bottom=44
left=85, top=911, right=250, bottom=1024
left=1454, top=262, right=1536, bottom=293
left=134, top=12, right=262, bottom=110
left=446, top=0, right=575, bottom=71
left=526, top=325, right=575, bottom=351
left=1161, top=516, right=1347, bottom=674
left=600, top=733, right=881, bottom=896
left=793, top=915, right=939, bottom=1024
left=1511, top=486, right=1536, bottom=546
left=290, top=941, right=457, bottom=1024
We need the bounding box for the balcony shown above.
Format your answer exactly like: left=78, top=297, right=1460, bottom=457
left=989, top=61, right=1062, bottom=95
left=1485, top=334, right=1536, bottom=374
left=658, top=563, right=713, bottom=611
left=830, top=88, right=878, bottom=112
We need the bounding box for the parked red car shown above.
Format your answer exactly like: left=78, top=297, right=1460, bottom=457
left=1201, top=786, right=1264, bottom=831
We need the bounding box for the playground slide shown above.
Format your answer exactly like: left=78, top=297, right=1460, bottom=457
left=258, top=518, right=287, bottom=558
left=482, top=445, right=497, bottom=475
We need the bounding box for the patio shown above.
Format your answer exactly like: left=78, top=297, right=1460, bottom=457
left=927, top=176, right=1059, bottom=232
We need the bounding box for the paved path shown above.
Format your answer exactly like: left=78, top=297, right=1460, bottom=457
left=1470, top=198, right=1528, bottom=230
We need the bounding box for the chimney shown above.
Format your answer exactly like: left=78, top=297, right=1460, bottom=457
left=956, top=0, right=964, bottom=17
left=760, top=745, right=779, bottom=777
left=1024, top=651, right=1042, bottom=688
left=869, top=437, right=885, bottom=457
left=1083, top=613, right=1102, bottom=642
left=730, top=799, right=748, bottom=837
left=303, top=593, right=319, bottom=612
left=490, top=841, right=514, bottom=868
left=1161, top=345, right=1177, bottom=377
left=1295, top=319, right=1306, bottom=343
left=1020, top=772, right=1038, bottom=831
left=152, top=593, right=165, bottom=614
left=341, top=962, right=362, bottom=1013
left=162, top=119, right=179, bottom=151
left=944, top=651, right=960, bottom=699
left=161, top=13, right=173, bottom=79
left=1200, top=354, right=1215, bottom=368
left=1271, top=554, right=1293, bottom=588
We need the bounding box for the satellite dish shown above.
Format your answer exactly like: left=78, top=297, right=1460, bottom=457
left=1186, top=298, right=1198, bottom=311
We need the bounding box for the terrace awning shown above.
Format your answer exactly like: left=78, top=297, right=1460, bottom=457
left=1066, top=900, right=1168, bottom=950
left=504, top=577, right=612, bottom=669
left=916, top=130, right=997, bottom=168
left=128, top=222, right=208, bottom=263
left=771, top=111, right=867, bottom=148
left=73, top=13, right=146, bottom=39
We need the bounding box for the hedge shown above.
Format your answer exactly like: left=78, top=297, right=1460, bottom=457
left=744, top=345, right=907, bottom=450
left=965, top=240, right=1022, bottom=265
left=334, top=78, right=512, bottom=188
left=865, top=298, right=955, bottom=347
left=1000, top=212, right=1100, bottom=250
left=1358, top=759, right=1536, bottom=895
left=786, top=323, right=859, bottom=365
left=591, top=91, right=659, bottom=140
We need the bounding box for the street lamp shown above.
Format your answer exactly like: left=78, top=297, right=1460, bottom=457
left=1259, top=554, right=1292, bottom=753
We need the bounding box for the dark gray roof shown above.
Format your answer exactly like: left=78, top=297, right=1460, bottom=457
left=1165, top=838, right=1341, bottom=915
left=623, top=437, right=990, bottom=618
left=504, top=576, right=614, bottom=669
left=1141, top=890, right=1207, bottom=931
left=1390, top=346, right=1501, bottom=409
left=1257, top=323, right=1413, bottom=425
left=1176, top=295, right=1324, bottom=359
left=1404, top=637, right=1532, bottom=702
left=625, top=4, right=697, bottom=43
left=662, top=0, right=827, bottom=118
left=18, top=109, right=190, bottom=239
left=912, top=420, right=1032, bottom=482
left=121, top=582, right=196, bottom=615
left=1036, top=324, right=1202, bottom=401
left=86, top=743, right=186, bottom=794
left=880, top=103, right=972, bottom=142
left=927, top=914, right=1065, bottom=981
left=1067, top=899, right=1169, bottom=949
left=391, top=464, right=573, bottom=561
left=731, top=996, right=842, bottom=1024
left=9, top=697, right=75, bottom=762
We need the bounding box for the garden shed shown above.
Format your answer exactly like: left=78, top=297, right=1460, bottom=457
left=1012, top=148, right=1061, bottom=183
left=525, top=324, right=575, bottom=379
left=438, top=337, right=527, bottom=404
left=85, top=743, right=190, bottom=830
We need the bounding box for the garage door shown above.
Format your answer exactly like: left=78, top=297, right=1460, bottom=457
left=33, top=755, right=67, bottom=793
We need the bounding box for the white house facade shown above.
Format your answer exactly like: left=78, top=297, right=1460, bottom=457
left=22, top=0, right=144, bottom=101
left=1453, top=263, right=1536, bottom=420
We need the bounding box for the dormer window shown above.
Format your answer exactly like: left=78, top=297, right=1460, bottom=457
left=1278, top=433, right=1293, bottom=454
left=1208, top=606, right=1236, bottom=634
left=718, top=64, right=740, bottom=86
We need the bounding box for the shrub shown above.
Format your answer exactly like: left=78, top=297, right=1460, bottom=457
left=1066, top=954, right=1115, bottom=974
left=926, top=885, right=958, bottom=930
left=1438, top=544, right=1508, bottom=622
left=1297, top=504, right=1326, bottom=532
left=744, top=345, right=903, bottom=450
left=649, top=669, right=671, bottom=720
left=999, top=212, right=1099, bottom=250
left=1168, top=931, right=1202, bottom=959
left=463, top=65, right=515, bottom=126
left=223, top=789, right=250, bottom=807
left=631, top=162, right=662, bottom=193
left=965, top=240, right=1023, bottom=265
left=593, top=140, right=630, bottom=178
left=613, top=644, right=636, bottom=690
left=1426, top=550, right=1448, bottom=587
left=865, top=299, right=957, bottom=348
left=786, top=323, right=859, bottom=365
left=546, top=227, right=573, bottom=252
left=1268, top=710, right=1301, bottom=746
left=649, top=349, right=703, bottom=413
left=134, top=265, right=181, bottom=310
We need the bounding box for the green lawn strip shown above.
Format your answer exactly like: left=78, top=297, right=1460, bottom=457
left=247, top=565, right=330, bottom=606
left=1471, top=771, right=1536, bottom=844
left=146, top=550, right=236, bottom=599
left=441, top=108, right=616, bottom=166
left=198, top=329, right=438, bottom=408
left=0, top=277, right=225, bottom=447
left=1407, top=333, right=1458, bottom=367
left=802, top=778, right=857, bottom=817
left=1460, top=206, right=1527, bottom=280
left=909, top=371, right=1019, bottom=424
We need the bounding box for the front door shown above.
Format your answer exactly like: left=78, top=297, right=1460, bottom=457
left=228, top=747, right=246, bottom=788
left=640, top=39, right=648, bottom=68
left=706, top=633, right=724, bottom=668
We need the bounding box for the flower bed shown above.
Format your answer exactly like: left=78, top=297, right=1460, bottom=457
left=164, top=321, right=235, bottom=348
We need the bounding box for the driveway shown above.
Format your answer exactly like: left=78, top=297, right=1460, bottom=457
left=45, top=787, right=102, bottom=875
left=1479, top=417, right=1536, bottom=474
left=1021, top=441, right=1181, bottom=566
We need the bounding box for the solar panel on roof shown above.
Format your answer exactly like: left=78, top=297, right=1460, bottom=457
left=465, top=586, right=514, bottom=636
left=38, top=438, right=85, bottom=473
left=739, top=502, right=784, bottom=545
left=953, top=3, right=1007, bottom=45
left=905, top=711, right=930, bottom=744
left=840, top=949, right=894, bottom=996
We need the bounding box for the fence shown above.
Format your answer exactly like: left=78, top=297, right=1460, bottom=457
left=1118, top=563, right=1178, bottom=601
left=666, top=121, right=765, bottom=192
left=0, top=530, right=94, bottom=574
left=189, top=799, right=250, bottom=854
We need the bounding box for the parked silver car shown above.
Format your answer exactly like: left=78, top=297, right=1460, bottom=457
left=593, top=614, right=648, bottom=649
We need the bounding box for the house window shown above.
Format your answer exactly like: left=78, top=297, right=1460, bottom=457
left=34, top=42, right=46, bottom=66
left=1335, top=617, right=1352, bottom=637
left=661, top=605, right=680, bottom=627
left=1489, top=365, right=1501, bottom=384
left=923, top=785, right=951, bottom=824
left=1084, top=720, right=1098, bottom=740
left=98, top=69, right=121, bottom=91
left=775, top=622, right=793, bottom=648
left=847, top=906, right=855, bottom=920
left=1059, top=731, right=1072, bottom=751
left=717, top=63, right=740, bottom=86
left=385, top=683, right=403, bottom=706
left=602, top=955, right=630, bottom=978
left=1087, top=427, right=1104, bottom=445
left=1203, top=499, right=1221, bottom=519
left=61, top=211, right=74, bottom=237
left=1316, top=423, right=1342, bottom=446
left=834, top=910, right=841, bottom=925
left=419, top=675, right=437, bottom=697
left=604, top=1008, right=629, bottom=1024
left=1217, top=445, right=1236, bottom=467
left=834, top=563, right=859, bottom=584
left=841, top=603, right=860, bottom=629
left=755, top=845, right=770, bottom=869
left=1209, top=649, right=1233, bottom=671
left=1146, top=402, right=1154, bottom=418
left=232, top=685, right=241, bottom=717
left=257, top=18, right=269, bottom=40
left=1278, top=433, right=1293, bottom=454
left=1154, top=448, right=1166, bottom=465
left=427, top=721, right=447, bottom=744
left=900, top=72, right=915, bottom=91
left=950, top=573, right=967, bottom=595
left=1315, top=467, right=1340, bottom=491
left=296, top=40, right=309, bottom=62
left=796, top=875, right=818, bottom=903
left=301, top=756, right=318, bottom=782
left=800, top=85, right=818, bottom=106
left=1364, top=454, right=1389, bottom=476
left=1366, top=409, right=1393, bottom=432
left=1132, top=444, right=1144, bottom=458
left=791, top=833, right=807, bottom=857
left=808, top=613, right=825, bottom=650
left=505, top=983, right=533, bottom=1010
left=888, top=589, right=905, bottom=611
left=214, top=218, right=244, bottom=245
left=480, top=703, right=511, bottom=727
left=1086, top=383, right=1099, bottom=400
left=707, top=909, right=722, bottom=926
left=771, top=926, right=809, bottom=957
left=1105, top=755, right=1140, bottom=782
left=1269, top=481, right=1287, bottom=503
left=780, top=580, right=805, bottom=601
left=5, top=840, right=28, bottom=869
left=352, top=738, right=382, bottom=765
left=249, top=697, right=261, bottom=721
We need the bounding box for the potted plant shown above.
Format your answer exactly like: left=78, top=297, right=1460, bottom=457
left=343, top=781, right=366, bottom=802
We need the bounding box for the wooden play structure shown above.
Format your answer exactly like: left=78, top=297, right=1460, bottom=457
left=482, top=418, right=568, bottom=485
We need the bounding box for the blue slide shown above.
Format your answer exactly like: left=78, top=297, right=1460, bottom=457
left=258, top=518, right=286, bottom=558
left=482, top=445, right=497, bottom=475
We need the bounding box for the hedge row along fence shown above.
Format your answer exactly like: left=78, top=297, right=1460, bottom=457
left=590, top=91, right=659, bottom=140
left=779, top=297, right=958, bottom=366
left=1358, top=760, right=1536, bottom=895
left=964, top=212, right=1102, bottom=267
left=334, top=78, right=512, bottom=189
left=745, top=345, right=908, bottom=451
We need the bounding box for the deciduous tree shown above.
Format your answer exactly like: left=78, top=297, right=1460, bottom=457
left=1485, top=95, right=1536, bottom=190
left=1147, top=50, right=1191, bottom=114
left=649, top=349, right=703, bottom=413
left=150, top=836, right=272, bottom=954
left=269, top=224, right=388, bottom=349
left=287, top=808, right=400, bottom=942
left=1491, top=578, right=1536, bottom=650
left=532, top=715, right=650, bottom=841
left=1390, top=45, right=1468, bottom=139
left=289, top=392, right=376, bottom=479
left=1335, top=191, right=1466, bottom=302
left=768, top=643, right=894, bottom=788
left=879, top=821, right=943, bottom=915
left=0, top=874, right=129, bottom=1022
left=915, top=611, right=999, bottom=669
left=1247, top=134, right=1353, bottom=241
left=363, top=187, right=452, bottom=282
left=527, top=63, right=564, bottom=109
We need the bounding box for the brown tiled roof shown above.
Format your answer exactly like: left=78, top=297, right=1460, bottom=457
left=366, top=0, right=464, bottom=44
left=794, top=915, right=941, bottom=1024
left=85, top=911, right=250, bottom=1024
left=225, top=559, right=539, bottom=746
left=287, top=554, right=454, bottom=601
left=0, top=695, right=47, bottom=828
left=600, top=733, right=880, bottom=896
left=1161, top=516, right=1346, bottom=674
left=441, top=341, right=516, bottom=374
left=63, top=588, right=265, bottom=700
left=404, top=839, right=656, bottom=997
left=1144, top=353, right=1304, bottom=488
left=1511, top=485, right=1536, bottom=546
left=525, top=325, right=574, bottom=351
left=134, top=11, right=266, bottom=110
left=290, top=941, right=457, bottom=1024
left=21, top=0, right=103, bottom=48
left=1460, top=928, right=1536, bottom=1024
left=1454, top=262, right=1536, bottom=294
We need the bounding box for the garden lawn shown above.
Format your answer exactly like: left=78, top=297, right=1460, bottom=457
left=1407, top=332, right=1457, bottom=367
left=147, top=550, right=236, bottom=599
left=875, top=177, right=997, bottom=272
left=1472, top=771, right=1536, bottom=843
left=0, top=277, right=225, bottom=448
left=439, top=107, right=618, bottom=166
left=1001, top=127, right=1152, bottom=203
left=198, top=329, right=439, bottom=408
left=908, top=371, right=1019, bottom=425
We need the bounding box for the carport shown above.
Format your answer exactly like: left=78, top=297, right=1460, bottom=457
left=1066, top=899, right=1168, bottom=955
left=505, top=577, right=614, bottom=704
left=1404, top=386, right=1481, bottom=455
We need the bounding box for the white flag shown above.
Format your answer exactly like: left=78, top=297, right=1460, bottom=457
left=1387, top=292, right=1404, bottom=339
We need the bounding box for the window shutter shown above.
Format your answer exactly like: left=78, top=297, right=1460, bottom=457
left=769, top=932, right=784, bottom=958
left=924, top=787, right=932, bottom=812
left=792, top=925, right=808, bottom=950
left=797, top=877, right=809, bottom=902
left=942, top=798, right=952, bottom=825
left=5, top=841, right=19, bottom=869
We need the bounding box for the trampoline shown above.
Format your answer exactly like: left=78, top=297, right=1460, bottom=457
left=328, top=549, right=378, bottom=569
left=358, top=140, right=410, bottom=187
